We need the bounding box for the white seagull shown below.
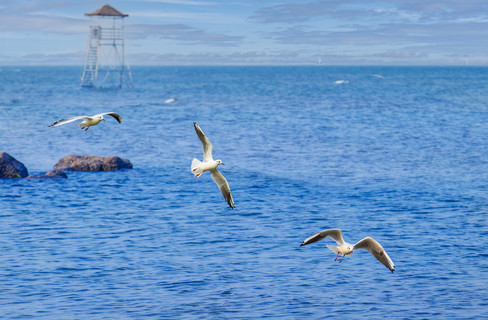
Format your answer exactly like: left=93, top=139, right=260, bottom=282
left=300, top=228, right=395, bottom=272
left=49, top=112, right=122, bottom=131
left=191, top=122, right=235, bottom=209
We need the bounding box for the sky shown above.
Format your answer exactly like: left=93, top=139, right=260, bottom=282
left=1, top=0, right=488, bottom=66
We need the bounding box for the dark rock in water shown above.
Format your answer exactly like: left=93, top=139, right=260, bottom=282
left=0, top=152, right=28, bottom=178
left=27, top=170, right=67, bottom=179
left=43, top=170, right=68, bottom=178
left=54, top=155, right=133, bottom=172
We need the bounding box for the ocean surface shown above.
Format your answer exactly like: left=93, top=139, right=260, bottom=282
left=0, top=66, right=487, bottom=319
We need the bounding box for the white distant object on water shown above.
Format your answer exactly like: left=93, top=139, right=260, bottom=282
left=164, top=98, right=176, bottom=104
left=300, top=228, right=395, bottom=272
left=49, top=112, right=122, bottom=131
left=191, top=122, right=235, bottom=209
left=317, top=57, right=322, bottom=65
left=372, top=74, right=384, bottom=79
left=335, top=80, right=349, bottom=84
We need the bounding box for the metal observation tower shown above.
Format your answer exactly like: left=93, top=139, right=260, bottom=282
left=80, top=4, right=133, bottom=88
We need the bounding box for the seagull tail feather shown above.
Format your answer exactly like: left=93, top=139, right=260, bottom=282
left=326, top=244, right=339, bottom=254
left=191, top=158, right=203, bottom=177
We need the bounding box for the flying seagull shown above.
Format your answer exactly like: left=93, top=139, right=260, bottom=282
left=49, top=112, right=122, bottom=131
left=191, top=122, right=235, bottom=209
left=300, top=228, right=395, bottom=272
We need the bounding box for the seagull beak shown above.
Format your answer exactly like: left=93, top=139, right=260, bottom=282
left=221, top=162, right=225, bottom=165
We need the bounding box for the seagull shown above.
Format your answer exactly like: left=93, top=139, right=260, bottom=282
left=49, top=112, right=122, bottom=131
left=300, top=228, right=395, bottom=272
left=164, top=98, right=176, bottom=104
left=191, top=122, right=235, bottom=209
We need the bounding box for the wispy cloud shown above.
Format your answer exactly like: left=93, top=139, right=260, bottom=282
left=0, top=13, right=85, bottom=33
left=0, top=51, right=84, bottom=65
left=252, top=0, right=488, bottom=24
left=250, top=1, right=343, bottom=23
left=131, top=10, right=244, bottom=24
left=143, top=0, right=216, bottom=5
left=127, top=50, right=302, bottom=65
left=130, top=23, right=244, bottom=46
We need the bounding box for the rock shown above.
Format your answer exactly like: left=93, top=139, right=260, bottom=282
left=27, top=170, right=67, bottom=179
left=54, top=155, right=133, bottom=172
left=0, top=152, right=28, bottom=178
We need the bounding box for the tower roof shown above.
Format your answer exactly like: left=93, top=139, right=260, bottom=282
left=85, top=4, right=128, bottom=17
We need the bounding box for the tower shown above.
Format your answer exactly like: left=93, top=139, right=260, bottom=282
left=80, top=4, right=133, bottom=88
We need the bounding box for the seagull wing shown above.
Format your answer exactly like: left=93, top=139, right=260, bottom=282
left=210, top=169, right=235, bottom=209
left=353, top=237, right=395, bottom=272
left=300, top=229, right=345, bottom=247
left=49, top=116, right=90, bottom=127
left=193, top=122, right=213, bottom=162
left=99, top=112, right=122, bottom=123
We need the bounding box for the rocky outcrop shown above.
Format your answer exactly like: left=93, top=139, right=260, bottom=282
left=0, top=152, right=28, bottom=178
left=0, top=153, right=132, bottom=178
left=54, top=155, right=133, bottom=172
left=27, top=170, right=67, bottom=179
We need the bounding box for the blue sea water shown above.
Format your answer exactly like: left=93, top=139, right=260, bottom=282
left=0, top=65, right=488, bottom=319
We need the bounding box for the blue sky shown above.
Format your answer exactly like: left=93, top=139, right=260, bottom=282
left=1, top=0, right=488, bottom=65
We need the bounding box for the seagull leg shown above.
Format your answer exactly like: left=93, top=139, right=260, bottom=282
left=339, top=255, right=345, bottom=263
left=85, top=127, right=89, bottom=131
left=81, top=126, right=85, bottom=130
left=334, top=253, right=339, bottom=261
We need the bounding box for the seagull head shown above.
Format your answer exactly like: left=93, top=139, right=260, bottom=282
left=216, top=160, right=224, bottom=166
left=98, top=115, right=105, bottom=121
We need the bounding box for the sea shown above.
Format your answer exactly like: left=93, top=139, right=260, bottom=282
left=0, top=65, right=487, bottom=319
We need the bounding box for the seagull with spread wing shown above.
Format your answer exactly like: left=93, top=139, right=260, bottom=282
left=49, top=112, right=122, bottom=131
left=191, top=122, right=235, bottom=209
left=300, top=228, right=395, bottom=272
